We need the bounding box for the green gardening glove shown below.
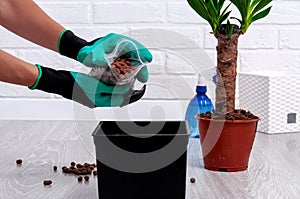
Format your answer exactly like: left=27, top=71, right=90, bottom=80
left=58, top=31, right=152, bottom=83
left=70, top=72, right=130, bottom=107
left=29, top=65, right=145, bottom=108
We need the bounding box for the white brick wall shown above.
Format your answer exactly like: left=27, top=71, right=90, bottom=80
left=1, top=0, right=299, bottom=109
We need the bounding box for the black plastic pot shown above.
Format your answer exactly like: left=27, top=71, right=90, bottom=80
left=92, top=121, right=189, bottom=199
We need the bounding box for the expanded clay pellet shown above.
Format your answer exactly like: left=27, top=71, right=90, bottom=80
left=16, top=159, right=22, bottom=165
left=43, top=180, right=52, bottom=186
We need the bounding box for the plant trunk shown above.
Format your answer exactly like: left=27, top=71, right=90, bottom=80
left=215, top=34, right=240, bottom=115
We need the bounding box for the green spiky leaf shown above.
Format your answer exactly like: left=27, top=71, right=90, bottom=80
left=252, top=0, right=272, bottom=15
left=251, top=6, right=272, bottom=23
left=225, top=20, right=233, bottom=39
left=187, top=0, right=232, bottom=34
left=230, top=0, right=272, bottom=33
left=230, top=17, right=242, bottom=25
left=187, top=0, right=272, bottom=35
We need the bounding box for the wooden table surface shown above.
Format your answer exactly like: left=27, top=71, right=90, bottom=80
left=0, top=120, right=299, bottom=199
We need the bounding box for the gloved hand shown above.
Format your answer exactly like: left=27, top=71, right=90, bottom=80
left=58, top=30, right=152, bottom=83
left=29, top=64, right=145, bottom=108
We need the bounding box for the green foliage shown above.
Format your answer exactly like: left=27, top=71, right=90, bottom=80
left=230, top=0, right=272, bottom=33
left=187, top=0, right=231, bottom=34
left=187, top=0, right=272, bottom=35
left=225, top=20, right=233, bottom=39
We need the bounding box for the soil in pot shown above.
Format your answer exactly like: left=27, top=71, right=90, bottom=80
left=200, top=109, right=259, bottom=120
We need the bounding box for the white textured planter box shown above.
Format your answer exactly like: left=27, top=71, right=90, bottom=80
left=239, top=72, right=300, bottom=134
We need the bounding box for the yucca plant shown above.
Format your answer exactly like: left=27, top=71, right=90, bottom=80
left=188, top=0, right=272, bottom=116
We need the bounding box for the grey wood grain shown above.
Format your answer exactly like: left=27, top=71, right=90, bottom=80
left=0, top=120, right=99, bottom=199
left=0, top=121, right=299, bottom=199
left=187, top=133, right=300, bottom=199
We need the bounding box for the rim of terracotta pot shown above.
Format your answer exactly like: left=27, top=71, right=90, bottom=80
left=196, top=116, right=260, bottom=124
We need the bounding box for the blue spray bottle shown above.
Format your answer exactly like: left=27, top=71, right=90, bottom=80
left=185, top=74, right=213, bottom=138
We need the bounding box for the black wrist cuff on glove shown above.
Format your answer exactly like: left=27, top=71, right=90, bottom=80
left=34, top=65, right=95, bottom=108
left=58, top=30, right=88, bottom=60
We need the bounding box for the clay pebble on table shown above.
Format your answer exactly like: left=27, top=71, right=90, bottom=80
left=62, top=162, right=96, bottom=176
left=84, top=176, right=90, bottom=181
left=16, top=159, right=22, bottom=165
left=78, top=176, right=83, bottom=182
left=190, top=178, right=196, bottom=183
left=43, top=180, right=52, bottom=186
left=16, top=160, right=98, bottom=187
left=93, top=170, right=97, bottom=176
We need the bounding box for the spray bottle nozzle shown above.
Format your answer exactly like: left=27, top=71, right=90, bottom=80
left=197, top=74, right=206, bottom=86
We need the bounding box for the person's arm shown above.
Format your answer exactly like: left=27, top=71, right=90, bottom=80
left=0, top=0, right=64, bottom=52
left=0, top=50, right=144, bottom=108
left=0, top=0, right=152, bottom=75
left=0, top=50, right=38, bottom=86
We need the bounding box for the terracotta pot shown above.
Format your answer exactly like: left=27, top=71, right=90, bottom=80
left=197, top=117, right=259, bottom=172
